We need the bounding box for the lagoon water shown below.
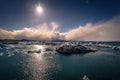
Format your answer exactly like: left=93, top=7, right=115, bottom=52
left=0, top=42, right=120, bottom=80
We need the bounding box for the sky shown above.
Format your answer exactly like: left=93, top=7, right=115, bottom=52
left=0, top=0, right=120, bottom=41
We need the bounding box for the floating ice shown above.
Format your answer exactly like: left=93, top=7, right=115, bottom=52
left=82, top=75, right=90, bottom=80
left=112, top=46, right=120, bottom=50
left=0, top=53, right=4, bottom=56
left=96, top=44, right=112, bottom=48
left=56, top=44, right=97, bottom=54
left=28, top=50, right=41, bottom=53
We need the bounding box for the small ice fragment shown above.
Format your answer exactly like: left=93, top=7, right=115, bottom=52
left=0, top=53, right=4, bottom=56
left=82, top=75, right=90, bottom=80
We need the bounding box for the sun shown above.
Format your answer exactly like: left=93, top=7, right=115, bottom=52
left=36, top=4, right=43, bottom=14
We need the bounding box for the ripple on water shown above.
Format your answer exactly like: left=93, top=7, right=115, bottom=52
left=19, top=52, right=61, bottom=80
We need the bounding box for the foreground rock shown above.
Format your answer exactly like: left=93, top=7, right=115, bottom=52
left=56, top=44, right=97, bottom=54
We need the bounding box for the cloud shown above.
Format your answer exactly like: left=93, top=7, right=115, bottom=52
left=0, top=29, right=14, bottom=39
left=0, top=22, right=64, bottom=40
left=65, top=16, right=120, bottom=41
left=0, top=16, right=120, bottom=41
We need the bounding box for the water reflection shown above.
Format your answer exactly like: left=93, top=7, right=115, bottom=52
left=1, top=42, right=120, bottom=80
left=21, top=45, right=57, bottom=80
left=34, top=45, right=45, bottom=53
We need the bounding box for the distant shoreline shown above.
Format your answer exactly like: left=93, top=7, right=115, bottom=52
left=0, top=39, right=120, bottom=42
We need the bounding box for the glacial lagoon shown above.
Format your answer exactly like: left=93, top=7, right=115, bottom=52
left=0, top=41, right=120, bottom=80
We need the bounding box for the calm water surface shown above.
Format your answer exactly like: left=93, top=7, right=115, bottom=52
left=0, top=42, right=120, bottom=80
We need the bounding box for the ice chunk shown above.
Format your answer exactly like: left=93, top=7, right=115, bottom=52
left=82, top=75, right=90, bottom=80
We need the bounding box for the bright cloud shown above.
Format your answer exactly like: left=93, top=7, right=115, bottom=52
left=0, top=22, right=63, bottom=40
left=0, top=16, right=120, bottom=41
left=65, top=16, right=120, bottom=41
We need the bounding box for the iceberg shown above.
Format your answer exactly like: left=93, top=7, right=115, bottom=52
left=56, top=44, right=97, bottom=54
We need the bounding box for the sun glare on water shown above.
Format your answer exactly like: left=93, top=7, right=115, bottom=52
left=32, top=45, right=45, bottom=60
